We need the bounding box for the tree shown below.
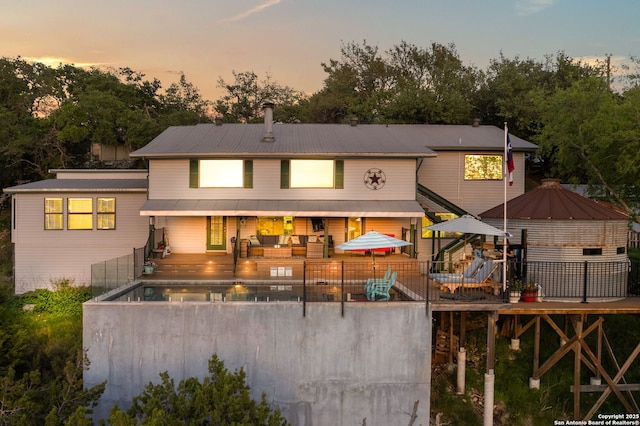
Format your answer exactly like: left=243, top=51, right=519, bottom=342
left=215, top=71, right=308, bottom=123
left=106, top=354, right=290, bottom=425
left=384, top=41, right=480, bottom=124
left=309, top=40, right=480, bottom=124
left=0, top=285, right=105, bottom=425
left=535, top=77, right=640, bottom=216
left=474, top=52, right=603, bottom=139
left=309, top=41, right=392, bottom=123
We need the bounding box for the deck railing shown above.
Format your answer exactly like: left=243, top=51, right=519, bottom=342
left=93, top=257, right=640, bottom=303
left=90, top=246, right=145, bottom=298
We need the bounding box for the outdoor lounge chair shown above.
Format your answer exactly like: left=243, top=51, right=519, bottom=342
left=367, top=272, right=397, bottom=301
left=430, top=259, right=500, bottom=294
left=364, top=267, right=392, bottom=296
left=429, top=256, right=484, bottom=282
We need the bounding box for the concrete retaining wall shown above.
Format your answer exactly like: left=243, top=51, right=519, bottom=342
left=83, top=301, right=432, bottom=426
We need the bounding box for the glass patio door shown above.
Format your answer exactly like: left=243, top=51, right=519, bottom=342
left=207, top=216, right=226, bottom=250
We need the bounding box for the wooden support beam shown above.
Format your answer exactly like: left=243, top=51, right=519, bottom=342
left=583, top=343, right=640, bottom=420
left=573, top=316, right=583, bottom=419
left=535, top=317, right=601, bottom=379
left=571, top=383, right=640, bottom=392
left=449, top=311, right=454, bottom=365
left=514, top=315, right=537, bottom=339
left=460, top=311, right=466, bottom=348
left=533, top=316, right=540, bottom=376
left=602, top=330, right=640, bottom=413
left=486, top=311, right=498, bottom=372
left=579, top=337, right=637, bottom=415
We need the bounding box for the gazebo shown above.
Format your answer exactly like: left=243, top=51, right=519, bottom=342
left=479, top=179, right=629, bottom=299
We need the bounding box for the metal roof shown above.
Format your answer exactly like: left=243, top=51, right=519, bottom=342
left=3, top=179, right=148, bottom=193
left=139, top=199, right=425, bottom=218
left=130, top=123, right=536, bottom=158
left=479, top=179, right=629, bottom=220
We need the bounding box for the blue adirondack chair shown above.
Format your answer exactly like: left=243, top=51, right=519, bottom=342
left=365, top=267, right=392, bottom=297
left=367, top=272, right=397, bottom=301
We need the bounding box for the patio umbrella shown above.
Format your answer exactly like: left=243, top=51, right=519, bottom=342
left=425, top=214, right=511, bottom=292
left=337, top=230, right=411, bottom=273
left=424, top=214, right=510, bottom=237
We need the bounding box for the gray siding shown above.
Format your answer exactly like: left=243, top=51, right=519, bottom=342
left=419, top=151, right=526, bottom=215
left=149, top=159, right=417, bottom=201
left=13, top=192, right=148, bottom=293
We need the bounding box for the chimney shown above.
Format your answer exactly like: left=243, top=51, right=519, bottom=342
left=350, top=116, right=358, bottom=126
left=472, top=118, right=480, bottom=127
left=214, top=116, right=223, bottom=126
left=262, top=102, right=275, bottom=142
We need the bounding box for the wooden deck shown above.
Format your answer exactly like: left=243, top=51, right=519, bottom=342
left=138, top=253, right=640, bottom=313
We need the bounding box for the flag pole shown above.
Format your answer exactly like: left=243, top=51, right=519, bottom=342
left=503, top=122, right=508, bottom=292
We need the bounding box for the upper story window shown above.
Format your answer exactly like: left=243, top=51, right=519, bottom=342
left=97, top=198, right=116, bottom=230
left=44, top=198, right=63, bottom=230
left=464, top=155, right=502, bottom=180
left=67, top=198, right=93, bottom=230
left=190, top=159, right=253, bottom=188
left=281, top=160, right=344, bottom=189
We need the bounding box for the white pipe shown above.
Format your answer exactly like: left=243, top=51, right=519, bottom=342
left=457, top=348, right=466, bottom=394
left=484, top=370, right=495, bottom=426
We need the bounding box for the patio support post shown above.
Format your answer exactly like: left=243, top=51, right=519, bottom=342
left=582, top=261, right=589, bottom=303
left=341, top=260, right=345, bottom=317
left=302, top=261, right=307, bottom=317
left=323, top=218, right=329, bottom=258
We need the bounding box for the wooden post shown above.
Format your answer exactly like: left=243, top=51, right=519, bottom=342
left=460, top=312, right=467, bottom=348
left=595, top=318, right=602, bottom=383
left=486, top=311, right=498, bottom=371
left=533, top=316, right=541, bottom=377
left=449, top=311, right=455, bottom=365
left=573, top=315, right=584, bottom=419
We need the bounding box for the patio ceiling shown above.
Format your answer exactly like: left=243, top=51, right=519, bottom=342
left=139, top=199, right=425, bottom=218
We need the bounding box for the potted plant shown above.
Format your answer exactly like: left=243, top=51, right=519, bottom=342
left=521, top=281, right=538, bottom=302
left=509, top=279, right=523, bottom=303
left=144, top=260, right=157, bottom=274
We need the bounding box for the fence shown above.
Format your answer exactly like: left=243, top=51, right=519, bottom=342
left=94, top=257, right=640, bottom=303
left=90, top=247, right=145, bottom=298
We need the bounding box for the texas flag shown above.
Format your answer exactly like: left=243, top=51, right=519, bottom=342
left=506, top=134, right=514, bottom=186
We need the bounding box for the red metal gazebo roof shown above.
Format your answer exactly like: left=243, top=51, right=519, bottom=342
left=479, top=179, right=629, bottom=220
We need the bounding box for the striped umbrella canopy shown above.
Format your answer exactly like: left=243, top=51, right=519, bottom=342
left=337, top=230, right=412, bottom=251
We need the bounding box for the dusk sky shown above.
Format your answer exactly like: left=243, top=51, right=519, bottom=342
left=2, top=0, right=638, bottom=101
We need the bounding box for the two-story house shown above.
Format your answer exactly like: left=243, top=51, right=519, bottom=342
left=4, top=104, right=536, bottom=293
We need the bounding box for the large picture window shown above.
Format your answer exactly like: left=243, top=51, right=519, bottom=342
left=67, top=198, right=93, bottom=230
left=464, top=155, right=502, bottom=180
left=44, top=198, right=63, bottom=230
left=291, top=160, right=334, bottom=188
left=281, top=160, right=344, bottom=189
left=97, top=198, right=116, bottom=230
left=190, top=159, right=253, bottom=188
